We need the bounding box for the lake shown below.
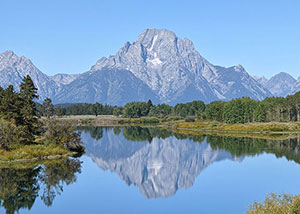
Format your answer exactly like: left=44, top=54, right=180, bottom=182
left=1, top=126, right=300, bottom=214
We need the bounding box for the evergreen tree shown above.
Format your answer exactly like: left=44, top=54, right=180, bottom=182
left=19, top=75, right=40, bottom=142
left=0, top=85, right=23, bottom=125
left=42, top=98, right=54, bottom=119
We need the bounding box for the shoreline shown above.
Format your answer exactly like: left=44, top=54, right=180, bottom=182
left=0, top=144, right=81, bottom=165
left=0, top=153, right=75, bottom=166
left=55, top=115, right=300, bottom=133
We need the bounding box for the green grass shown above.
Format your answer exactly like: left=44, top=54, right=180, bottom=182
left=0, top=144, right=72, bottom=162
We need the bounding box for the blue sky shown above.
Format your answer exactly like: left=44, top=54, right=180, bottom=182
left=1, top=0, right=299, bottom=78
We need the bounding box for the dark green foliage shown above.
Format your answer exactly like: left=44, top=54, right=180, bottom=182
left=0, top=76, right=40, bottom=146
left=123, top=102, right=150, bottom=118
left=0, top=85, right=23, bottom=125
left=0, top=75, right=84, bottom=152
left=254, top=102, right=267, bottom=122
left=53, top=103, right=114, bottom=116
left=222, top=97, right=256, bottom=124
left=174, top=101, right=205, bottom=117
left=113, top=106, right=123, bottom=116
left=202, top=101, right=225, bottom=121
left=42, top=98, right=54, bottom=118
left=19, top=75, right=40, bottom=140
left=51, top=91, right=300, bottom=124
left=149, top=104, right=173, bottom=117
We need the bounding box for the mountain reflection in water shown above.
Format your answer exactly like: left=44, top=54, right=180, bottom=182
left=79, top=126, right=300, bottom=198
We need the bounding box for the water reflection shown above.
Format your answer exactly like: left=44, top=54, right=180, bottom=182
left=3, top=127, right=300, bottom=213
left=80, top=127, right=240, bottom=198
left=207, top=135, right=300, bottom=164
left=80, top=126, right=300, bottom=199
left=0, top=159, right=81, bottom=214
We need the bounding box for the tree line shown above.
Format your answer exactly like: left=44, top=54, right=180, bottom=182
left=38, top=89, right=300, bottom=124
left=116, top=92, right=300, bottom=123
left=42, top=103, right=115, bottom=117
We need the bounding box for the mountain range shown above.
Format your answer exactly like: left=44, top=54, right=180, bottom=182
left=0, top=28, right=299, bottom=105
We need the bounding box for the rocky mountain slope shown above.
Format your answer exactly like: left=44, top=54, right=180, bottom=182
left=2, top=28, right=298, bottom=104
left=53, top=68, right=159, bottom=105
left=0, top=50, right=59, bottom=100
left=90, top=28, right=272, bottom=104
left=254, top=72, right=300, bottom=97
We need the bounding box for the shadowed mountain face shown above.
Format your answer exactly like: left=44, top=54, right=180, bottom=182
left=53, top=69, right=159, bottom=105
left=80, top=127, right=240, bottom=198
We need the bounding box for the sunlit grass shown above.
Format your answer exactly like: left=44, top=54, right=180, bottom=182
left=0, top=144, right=71, bottom=162
left=175, top=121, right=300, bottom=133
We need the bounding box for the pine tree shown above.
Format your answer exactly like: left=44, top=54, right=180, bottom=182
left=0, top=85, right=23, bottom=125
left=42, top=98, right=54, bottom=119
left=19, top=75, right=40, bottom=143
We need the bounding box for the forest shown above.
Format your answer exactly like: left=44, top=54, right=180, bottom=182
left=46, top=92, right=300, bottom=124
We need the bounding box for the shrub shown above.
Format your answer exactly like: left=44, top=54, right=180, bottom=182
left=248, top=193, right=300, bottom=214
left=42, top=119, right=84, bottom=153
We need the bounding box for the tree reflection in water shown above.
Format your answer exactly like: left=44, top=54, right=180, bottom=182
left=0, top=158, right=81, bottom=214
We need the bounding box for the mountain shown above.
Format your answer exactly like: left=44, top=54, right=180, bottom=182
left=90, top=28, right=271, bottom=104
left=253, top=76, right=268, bottom=86
left=81, top=127, right=241, bottom=198
left=292, top=77, right=300, bottom=94
left=0, top=50, right=59, bottom=100
left=0, top=28, right=284, bottom=104
left=208, top=65, right=271, bottom=100
left=255, top=72, right=299, bottom=97
left=49, top=73, right=79, bottom=87
left=53, top=68, right=159, bottom=105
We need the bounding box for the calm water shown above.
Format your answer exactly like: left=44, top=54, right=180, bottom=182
left=2, top=127, right=300, bottom=214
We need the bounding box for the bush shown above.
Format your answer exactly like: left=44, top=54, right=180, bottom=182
left=0, top=119, right=30, bottom=150
left=248, top=193, right=300, bottom=214
left=42, top=119, right=84, bottom=153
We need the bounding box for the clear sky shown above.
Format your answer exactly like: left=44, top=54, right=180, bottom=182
left=1, top=0, right=299, bottom=79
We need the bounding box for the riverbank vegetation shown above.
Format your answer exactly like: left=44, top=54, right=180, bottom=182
left=248, top=193, right=300, bottom=214
left=0, top=75, right=84, bottom=162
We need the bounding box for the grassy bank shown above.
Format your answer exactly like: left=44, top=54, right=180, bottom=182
left=0, top=144, right=74, bottom=164
left=57, top=115, right=300, bottom=134
left=54, top=115, right=161, bottom=126
left=174, top=121, right=300, bottom=133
